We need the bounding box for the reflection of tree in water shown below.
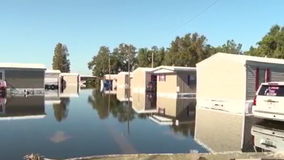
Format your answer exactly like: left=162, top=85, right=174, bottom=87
left=88, top=90, right=136, bottom=122
left=53, top=98, right=70, bottom=122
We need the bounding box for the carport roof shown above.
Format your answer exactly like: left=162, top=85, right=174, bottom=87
left=0, top=63, right=46, bottom=69
left=152, top=66, right=196, bottom=74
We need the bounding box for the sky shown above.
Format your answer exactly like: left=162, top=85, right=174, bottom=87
left=0, top=0, right=283, bottom=75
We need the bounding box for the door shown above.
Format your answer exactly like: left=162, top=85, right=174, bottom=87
left=0, top=70, right=4, bottom=80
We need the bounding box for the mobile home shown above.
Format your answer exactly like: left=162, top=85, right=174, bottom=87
left=152, top=66, right=196, bottom=98
left=117, top=72, right=131, bottom=89
left=196, top=52, right=284, bottom=114
left=0, top=63, right=46, bottom=93
left=45, top=69, right=61, bottom=90
left=132, top=67, right=154, bottom=93
left=60, top=73, right=80, bottom=86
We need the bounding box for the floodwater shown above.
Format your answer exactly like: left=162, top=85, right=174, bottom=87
left=0, top=87, right=278, bottom=159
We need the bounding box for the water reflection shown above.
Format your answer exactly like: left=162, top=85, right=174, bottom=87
left=0, top=96, right=45, bottom=120
left=194, top=108, right=259, bottom=153
left=132, top=92, right=157, bottom=114
left=88, top=90, right=135, bottom=122
left=251, top=120, right=284, bottom=152
left=149, top=97, right=196, bottom=137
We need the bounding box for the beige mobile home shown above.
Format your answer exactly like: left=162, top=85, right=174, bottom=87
left=196, top=52, right=284, bottom=114
left=132, top=67, right=154, bottom=93
left=0, top=63, right=46, bottom=93
left=132, top=93, right=156, bottom=114
left=149, top=97, right=196, bottom=126
left=60, top=73, right=80, bottom=86
left=152, top=66, right=196, bottom=98
left=117, top=72, right=131, bottom=89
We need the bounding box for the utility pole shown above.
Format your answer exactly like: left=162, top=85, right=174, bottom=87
left=108, top=53, right=111, bottom=112
left=128, top=45, right=131, bottom=89
left=151, top=50, right=154, bottom=68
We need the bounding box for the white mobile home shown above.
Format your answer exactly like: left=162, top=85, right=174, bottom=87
left=0, top=63, right=46, bottom=93
left=45, top=69, right=61, bottom=90
left=196, top=52, right=284, bottom=114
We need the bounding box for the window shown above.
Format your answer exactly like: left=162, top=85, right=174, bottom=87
left=258, top=85, right=284, bottom=97
left=188, top=75, right=196, bottom=86
left=255, top=68, right=271, bottom=91
left=159, top=74, right=166, bottom=81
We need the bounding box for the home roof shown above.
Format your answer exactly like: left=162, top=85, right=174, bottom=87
left=0, top=63, right=46, bottom=69
left=45, top=69, right=61, bottom=74
left=197, top=52, right=284, bottom=66
left=118, top=72, right=132, bottom=75
left=152, top=65, right=196, bottom=74
left=60, top=73, right=79, bottom=76
left=132, top=67, right=154, bottom=73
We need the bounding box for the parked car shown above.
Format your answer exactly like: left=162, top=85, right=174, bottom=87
left=252, top=82, right=284, bottom=121
left=146, top=81, right=156, bottom=92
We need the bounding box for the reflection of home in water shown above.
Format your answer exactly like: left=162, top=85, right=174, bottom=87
left=59, top=85, right=79, bottom=98
left=149, top=97, right=195, bottom=126
left=251, top=120, right=284, bottom=152
left=44, top=90, right=60, bottom=104
left=194, top=108, right=257, bottom=153
left=116, top=88, right=131, bottom=102
left=0, top=96, right=45, bottom=120
left=132, top=92, right=157, bottom=114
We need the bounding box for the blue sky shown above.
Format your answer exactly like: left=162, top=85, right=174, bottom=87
left=0, top=0, right=283, bottom=74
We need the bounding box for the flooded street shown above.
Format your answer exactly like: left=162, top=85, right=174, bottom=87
left=0, top=89, right=205, bottom=159
left=0, top=88, right=281, bottom=159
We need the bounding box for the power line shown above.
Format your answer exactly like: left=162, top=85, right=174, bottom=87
left=165, top=0, right=219, bottom=37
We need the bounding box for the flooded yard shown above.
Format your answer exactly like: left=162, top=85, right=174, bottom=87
left=0, top=88, right=281, bottom=159
left=0, top=89, right=205, bottom=159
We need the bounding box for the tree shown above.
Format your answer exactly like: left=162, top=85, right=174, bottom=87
left=246, top=25, right=284, bottom=58
left=88, top=46, right=112, bottom=77
left=136, top=46, right=166, bottom=68
left=215, top=40, right=243, bottom=54
left=52, top=43, right=70, bottom=72
left=165, top=33, right=212, bottom=67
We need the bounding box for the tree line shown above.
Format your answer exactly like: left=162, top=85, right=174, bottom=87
left=87, top=24, right=284, bottom=78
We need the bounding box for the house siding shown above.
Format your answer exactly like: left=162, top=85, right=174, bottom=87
left=132, top=68, right=152, bottom=93
left=176, top=71, right=196, bottom=94
left=4, top=69, right=45, bottom=89
left=246, top=63, right=284, bottom=100
left=156, top=73, right=177, bottom=94
left=62, top=75, right=79, bottom=85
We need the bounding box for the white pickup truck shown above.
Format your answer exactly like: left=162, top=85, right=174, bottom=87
left=252, top=82, right=284, bottom=122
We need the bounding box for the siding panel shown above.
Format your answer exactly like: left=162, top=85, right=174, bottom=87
left=246, top=65, right=284, bottom=100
